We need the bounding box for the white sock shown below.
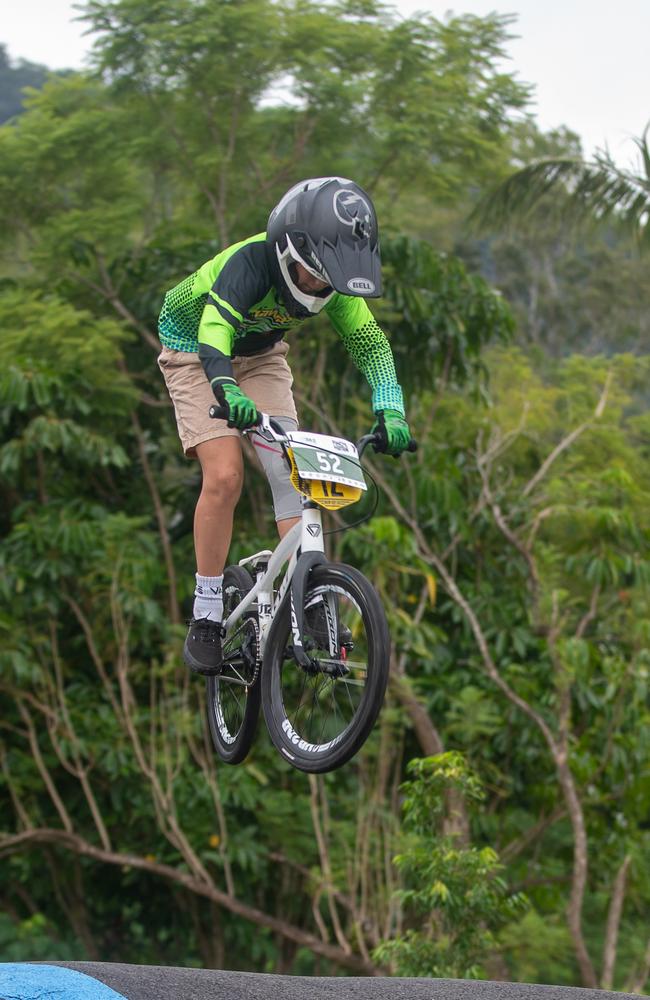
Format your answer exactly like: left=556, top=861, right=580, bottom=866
left=193, top=574, right=223, bottom=622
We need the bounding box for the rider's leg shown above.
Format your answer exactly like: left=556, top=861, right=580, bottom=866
left=278, top=515, right=300, bottom=539
left=157, top=344, right=242, bottom=580
left=182, top=436, right=243, bottom=675
left=250, top=415, right=302, bottom=529
left=189, top=435, right=243, bottom=626
left=194, top=436, right=243, bottom=576
left=237, top=343, right=301, bottom=539
left=156, top=346, right=243, bottom=674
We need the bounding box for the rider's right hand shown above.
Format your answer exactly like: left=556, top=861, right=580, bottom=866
left=211, top=378, right=258, bottom=430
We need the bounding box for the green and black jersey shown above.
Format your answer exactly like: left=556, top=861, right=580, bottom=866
left=158, top=233, right=404, bottom=415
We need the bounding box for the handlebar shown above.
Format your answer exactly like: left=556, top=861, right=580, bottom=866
left=208, top=406, right=418, bottom=458
left=356, top=434, right=418, bottom=458
left=209, top=404, right=285, bottom=432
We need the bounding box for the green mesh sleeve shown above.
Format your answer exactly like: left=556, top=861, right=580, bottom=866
left=158, top=270, right=207, bottom=352
left=325, top=295, right=405, bottom=416
left=157, top=235, right=266, bottom=353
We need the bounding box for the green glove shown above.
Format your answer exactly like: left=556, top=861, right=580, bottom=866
left=212, top=378, right=258, bottom=430
left=371, top=409, right=412, bottom=457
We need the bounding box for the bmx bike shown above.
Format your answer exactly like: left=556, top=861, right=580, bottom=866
left=205, top=408, right=416, bottom=774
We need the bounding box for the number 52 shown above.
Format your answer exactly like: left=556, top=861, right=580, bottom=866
left=316, top=452, right=342, bottom=473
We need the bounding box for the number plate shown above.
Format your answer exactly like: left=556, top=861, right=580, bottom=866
left=286, top=432, right=367, bottom=490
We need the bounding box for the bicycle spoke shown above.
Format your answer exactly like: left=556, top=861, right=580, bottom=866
left=221, top=663, right=249, bottom=686
left=328, top=681, right=344, bottom=726
left=279, top=582, right=370, bottom=748
left=318, top=694, right=331, bottom=743
left=306, top=687, right=318, bottom=736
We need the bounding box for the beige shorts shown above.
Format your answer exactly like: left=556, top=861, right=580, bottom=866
left=157, top=340, right=299, bottom=457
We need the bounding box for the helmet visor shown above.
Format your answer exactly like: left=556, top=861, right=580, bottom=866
left=317, top=239, right=382, bottom=298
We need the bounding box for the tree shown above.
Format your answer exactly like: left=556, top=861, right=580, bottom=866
left=77, top=0, right=528, bottom=240
left=374, top=753, right=527, bottom=978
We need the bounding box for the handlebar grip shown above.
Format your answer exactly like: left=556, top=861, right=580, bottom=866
left=407, top=439, right=418, bottom=452
left=209, top=405, right=264, bottom=427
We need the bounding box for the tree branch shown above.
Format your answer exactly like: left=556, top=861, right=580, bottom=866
left=308, top=774, right=353, bottom=956
left=500, top=806, right=567, bottom=862
left=0, top=829, right=381, bottom=974
left=0, top=747, right=32, bottom=829
left=601, top=854, right=632, bottom=990
left=522, top=371, right=613, bottom=498
left=47, top=619, right=112, bottom=852
left=130, top=405, right=181, bottom=624
left=16, top=702, right=73, bottom=834
left=477, top=453, right=540, bottom=597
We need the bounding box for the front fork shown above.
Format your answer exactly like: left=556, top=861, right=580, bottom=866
left=289, top=502, right=333, bottom=667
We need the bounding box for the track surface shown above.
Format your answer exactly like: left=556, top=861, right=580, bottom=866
left=0, top=962, right=639, bottom=1000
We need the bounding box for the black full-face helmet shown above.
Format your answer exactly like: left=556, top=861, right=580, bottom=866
left=267, top=176, right=382, bottom=317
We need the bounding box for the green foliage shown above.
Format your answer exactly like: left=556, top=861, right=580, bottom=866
left=360, top=348, right=650, bottom=985
left=71, top=0, right=528, bottom=246
left=382, top=235, right=514, bottom=393
left=0, top=912, right=81, bottom=962
left=400, top=752, right=485, bottom=829
left=458, top=123, right=650, bottom=357
left=375, top=754, right=527, bottom=978
left=499, top=910, right=575, bottom=986
left=0, top=75, right=149, bottom=285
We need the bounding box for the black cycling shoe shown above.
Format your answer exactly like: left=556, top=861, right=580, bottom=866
left=304, top=601, right=353, bottom=651
left=183, top=617, right=223, bottom=676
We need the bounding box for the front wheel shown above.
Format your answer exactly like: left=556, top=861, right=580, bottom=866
left=262, top=563, right=390, bottom=773
left=206, top=565, right=260, bottom=764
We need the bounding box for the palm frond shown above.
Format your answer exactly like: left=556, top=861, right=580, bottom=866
left=631, top=122, right=650, bottom=185
left=470, top=157, right=581, bottom=227
left=470, top=128, right=650, bottom=247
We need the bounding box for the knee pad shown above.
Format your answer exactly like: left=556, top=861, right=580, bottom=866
left=250, top=417, right=303, bottom=522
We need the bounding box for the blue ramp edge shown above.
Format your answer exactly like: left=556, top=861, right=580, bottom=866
left=0, top=964, right=128, bottom=1000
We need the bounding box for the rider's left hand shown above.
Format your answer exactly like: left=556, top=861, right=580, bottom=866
left=371, top=409, right=412, bottom=457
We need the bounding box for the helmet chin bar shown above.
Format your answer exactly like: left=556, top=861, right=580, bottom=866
left=286, top=233, right=332, bottom=284
left=276, top=240, right=335, bottom=315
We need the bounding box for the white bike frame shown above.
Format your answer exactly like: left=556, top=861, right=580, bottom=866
left=223, top=500, right=324, bottom=658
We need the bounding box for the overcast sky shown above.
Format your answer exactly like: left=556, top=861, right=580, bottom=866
left=3, top=0, right=649, bottom=167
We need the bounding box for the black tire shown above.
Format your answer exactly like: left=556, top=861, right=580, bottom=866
left=206, top=565, right=260, bottom=764
left=261, top=563, right=389, bottom=773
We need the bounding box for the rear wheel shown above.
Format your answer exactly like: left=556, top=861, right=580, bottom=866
left=261, top=563, right=389, bottom=773
left=206, top=565, right=260, bottom=764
